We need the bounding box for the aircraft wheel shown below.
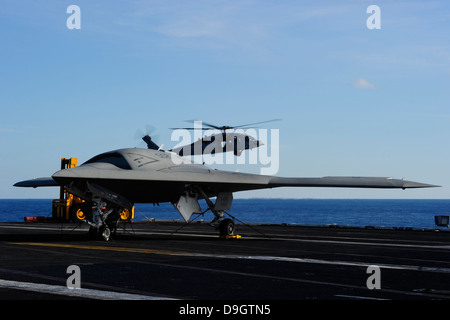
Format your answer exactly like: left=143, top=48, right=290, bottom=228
left=101, top=226, right=111, bottom=241
left=219, top=219, right=235, bottom=237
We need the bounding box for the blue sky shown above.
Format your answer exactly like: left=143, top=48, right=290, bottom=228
left=1, top=0, right=449, bottom=199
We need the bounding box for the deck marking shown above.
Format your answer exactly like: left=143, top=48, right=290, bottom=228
left=0, top=278, right=173, bottom=300
left=11, top=242, right=450, bottom=300
left=3, top=224, right=450, bottom=249
left=15, top=242, right=450, bottom=274
left=334, top=294, right=390, bottom=300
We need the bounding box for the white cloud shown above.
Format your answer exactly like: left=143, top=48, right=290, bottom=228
left=352, top=78, right=376, bottom=89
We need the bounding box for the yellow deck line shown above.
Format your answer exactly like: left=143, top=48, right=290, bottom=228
left=14, top=242, right=188, bottom=256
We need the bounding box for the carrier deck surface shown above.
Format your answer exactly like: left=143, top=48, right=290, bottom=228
left=0, top=221, right=449, bottom=302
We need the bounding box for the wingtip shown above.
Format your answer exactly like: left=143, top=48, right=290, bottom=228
left=402, top=180, right=441, bottom=189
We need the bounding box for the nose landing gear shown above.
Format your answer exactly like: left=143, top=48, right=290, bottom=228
left=85, top=198, right=127, bottom=241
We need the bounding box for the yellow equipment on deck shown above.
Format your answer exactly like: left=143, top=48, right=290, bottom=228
left=51, top=157, right=134, bottom=222
left=51, top=158, right=84, bottom=221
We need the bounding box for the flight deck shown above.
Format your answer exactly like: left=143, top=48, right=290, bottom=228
left=0, top=220, right=449, bottom=305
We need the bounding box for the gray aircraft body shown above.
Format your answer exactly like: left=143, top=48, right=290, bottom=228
left=14, top=147, right=438, bottom=240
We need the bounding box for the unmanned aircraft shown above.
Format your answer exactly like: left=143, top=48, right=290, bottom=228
left=14, top=138, right=438, bottom=241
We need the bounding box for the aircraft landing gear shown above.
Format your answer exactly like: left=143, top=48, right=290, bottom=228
left=85, top=198, right=119, bottom=241
left=100, top=225, right=111, bottom=241
left=219, top=218, right=235, bottom=237
left=187, top=187, right=241, bottom=239
left=88, top=219, right=114, bottom=241
left=88, top=225, right=111, bottom=241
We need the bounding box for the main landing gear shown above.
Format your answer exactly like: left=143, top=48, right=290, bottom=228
left=200, top=192, right=240, bottom=239
left=187, top=188, right=239, bottom=239
left=217, top=218, right=241, bottom=239
left=219, top=218, right=235, bottom=237
left=210, top=216, right=236, bottom=237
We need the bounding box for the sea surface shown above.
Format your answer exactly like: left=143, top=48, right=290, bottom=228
left=1, top=199, right=449, bottom=230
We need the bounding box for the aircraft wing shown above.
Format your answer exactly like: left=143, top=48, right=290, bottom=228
left=268, top=176, right=438, bottom=189
left=13, top=177, right=59, bottom=188
left=39, top=162, right=438, bottom=203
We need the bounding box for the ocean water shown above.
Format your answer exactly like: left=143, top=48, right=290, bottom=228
left=1, top=199, right=449, bottom=229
